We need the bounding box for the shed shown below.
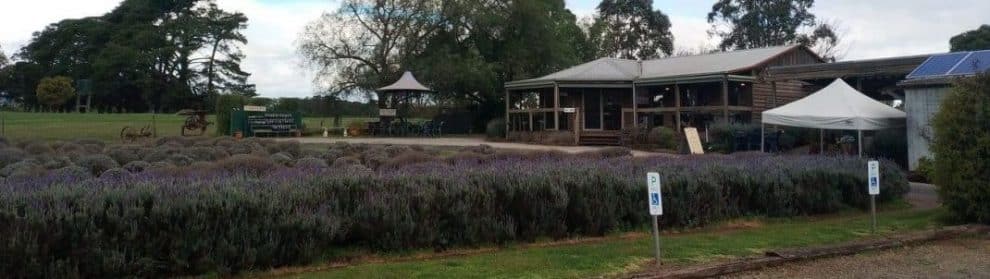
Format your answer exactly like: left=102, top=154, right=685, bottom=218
left=899, top=50, right=990, bottom=169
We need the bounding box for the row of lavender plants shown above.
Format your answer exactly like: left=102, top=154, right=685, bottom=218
left=0, top=144, right=909, bottom=278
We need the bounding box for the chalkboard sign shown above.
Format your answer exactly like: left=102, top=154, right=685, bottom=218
left=229, top=110, right=303, bottom=137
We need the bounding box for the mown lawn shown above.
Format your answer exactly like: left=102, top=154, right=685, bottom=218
left=0, top=112, right=375, bottom=141
left=258, top=207, right=942, bottom=279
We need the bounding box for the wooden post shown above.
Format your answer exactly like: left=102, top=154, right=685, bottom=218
left=505, top=89, right=510, bottom=139
left=528, top=111, right=533, bottom=132
left=553, top=84, right=560, bottom=131
left=722, top=76, right=730, bottom=121
left=675, top=84, right=682, bottom=131
left=632, top=84, right=638, bottom=128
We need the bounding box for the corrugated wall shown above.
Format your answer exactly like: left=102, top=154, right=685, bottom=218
left=905, top=86, right=948, bottom=170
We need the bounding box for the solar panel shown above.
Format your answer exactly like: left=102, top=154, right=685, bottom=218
left=947, top=50, right=990, bottom=76
left=906, top=52, right=969, bottom=79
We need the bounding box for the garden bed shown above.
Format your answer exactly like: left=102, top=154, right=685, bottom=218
left=0, top=137, right=909, bottom=277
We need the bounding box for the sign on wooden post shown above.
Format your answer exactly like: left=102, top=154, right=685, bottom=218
left=647, top=172, right=663, bottom=266
left=867, top=160, right=880, bottom=233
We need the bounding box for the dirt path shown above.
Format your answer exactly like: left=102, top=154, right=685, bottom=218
left=906, top=182, right=939, bottom=210
left=286, top=136, right=674, bottom=157
left=725, top=238, right=990, bottom=278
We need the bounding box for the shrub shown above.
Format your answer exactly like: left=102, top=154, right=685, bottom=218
left=74, top=154, right=120, bottom=176
left=648, top=126, right=677, bottom=150
left=270, top=152, right=294, bottom=167
left=294, top=157, right=329, bottom=170
left=0, top=160, right=44, bottom=178
left=931, top=73, right=990, bottom=224
left=578, top=147, right=632, bottom=159
left=911, top=157, right=935, bottom=183
left=168, top=154, right=195, bottom=167
left=274, top=141, right=302, bottom=157
left=707, top=122, right=760, bottom=153
left=217, top=154, right=278, bottom=176
left=41, top=156, right=73, bottom=170
left=108, top=147, right=142, bottom=165
left=485, top=118, right=506, bottom=139
left=380, top=151, right=436, bottom=169
left=0, top=155, right=908, bottom=278
left=99, top=168, right=130, bottom=179
left=123, top=161, right=151, bottom=173
left=215, top=94, right=247, bottom=135
left=50, top=165, right=92, bottom=179
left=24, top=142, right=54, bottom=155
left=0, top=147, right=26, bottom=168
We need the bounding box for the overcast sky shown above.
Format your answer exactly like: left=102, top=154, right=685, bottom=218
left=1, top=0, right=987, bottom=98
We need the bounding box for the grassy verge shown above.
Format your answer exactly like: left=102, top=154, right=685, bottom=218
left=0, top=112, right=377, bottom=141
left=253, top=207, right=941, bottom=279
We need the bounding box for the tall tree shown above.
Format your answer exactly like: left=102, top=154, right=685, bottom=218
left=14, top=0, right=252, bottom=112
left=589, top=0, right=674, bottom=59
left=950, top=25, right=990, bottom=52
left=298, top=0, right=444, bottom=101
left=197, top=3, right=250, bottom=97
left=707, top=0, right=838, bottom=58
left=0, top=43, right=8, bottom=67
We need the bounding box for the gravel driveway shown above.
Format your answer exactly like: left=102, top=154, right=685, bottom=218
left=725, top=238, right=990, bottom=279
left=286, top=136, right=672, bottom=157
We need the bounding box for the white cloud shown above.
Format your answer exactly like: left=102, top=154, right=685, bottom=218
left=813, top=0, right=990, bottom=60
left=214, top=0, right=331, bottom=98
left=0, top=0, right=120, bottom=57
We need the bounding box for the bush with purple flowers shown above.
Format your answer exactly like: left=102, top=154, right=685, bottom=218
left=0, top=144, right=908, bottom=277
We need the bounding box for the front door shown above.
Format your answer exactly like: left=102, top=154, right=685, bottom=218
left=602, top=91, right=622, bottom=130
left=583, top=90, right=602, bottom=130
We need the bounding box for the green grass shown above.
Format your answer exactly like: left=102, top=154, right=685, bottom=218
left=0, top=112, right=377, bottom=142
left=263, top=208, right=942, bottom=279
left=0, top=112, right=214, bottom=141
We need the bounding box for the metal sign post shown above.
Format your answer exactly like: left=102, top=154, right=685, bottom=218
left=867, top=160, right=880, bottom=233
left=647, top=172, right=663, bottom=266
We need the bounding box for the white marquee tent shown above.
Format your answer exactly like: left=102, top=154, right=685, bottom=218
left=761, top=78, right=906, bottom=157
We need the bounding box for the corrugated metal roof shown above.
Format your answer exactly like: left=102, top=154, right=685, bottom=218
left=506, top=45, right=804, bottom=88
left=641, top=45, right=798, bottom=79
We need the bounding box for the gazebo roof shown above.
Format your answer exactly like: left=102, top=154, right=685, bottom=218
left=378, top=71, right=432, bottom=92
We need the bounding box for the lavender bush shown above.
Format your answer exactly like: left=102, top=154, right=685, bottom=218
left=0, top=147, right=908, bottom=278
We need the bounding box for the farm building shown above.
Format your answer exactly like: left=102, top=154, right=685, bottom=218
left=899, top=50, right=990, bottom=170
left=503, top=45, right=823, bottom=145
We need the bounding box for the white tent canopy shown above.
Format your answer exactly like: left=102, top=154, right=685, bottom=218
left=378, top=71, right=432, bottom=92
left=762, top=78, right=906, bottom=130
left=760, top=78, right=906, bottom=156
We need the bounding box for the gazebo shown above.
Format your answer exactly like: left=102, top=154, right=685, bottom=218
left=377, top=71, right=432, bottom=121
left=761, top=78, right=906, bottom=157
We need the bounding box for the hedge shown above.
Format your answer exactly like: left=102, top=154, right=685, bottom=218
left=0, top=154, right=908, bottom=277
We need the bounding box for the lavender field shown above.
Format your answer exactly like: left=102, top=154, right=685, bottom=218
left=0, top=137, right=909, bottom=277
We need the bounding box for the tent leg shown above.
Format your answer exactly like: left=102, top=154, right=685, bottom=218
left=858, top=130, right=864, bottom=158
left=760, top=123, right=767, bottom=152
left=819, top=129, right=824, bottom=156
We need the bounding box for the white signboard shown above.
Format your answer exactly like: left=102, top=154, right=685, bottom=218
left=243, top=105, right=267, bottom=112
left=868, top=160, right=880, bottom=195
left=562, top=107, right=576, bottom=113
left=379, top=108, right=397, bottom=117
left=647, top=172, right=663, bottom=216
